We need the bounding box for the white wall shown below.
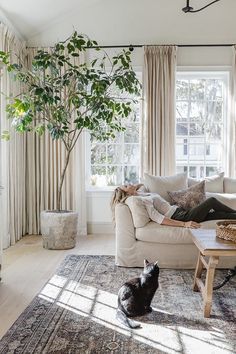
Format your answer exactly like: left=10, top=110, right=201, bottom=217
left=20, top=1, right=236, bottom=48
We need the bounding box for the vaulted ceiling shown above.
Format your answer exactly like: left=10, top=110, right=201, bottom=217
left=0, top=0, right=235, bottom=46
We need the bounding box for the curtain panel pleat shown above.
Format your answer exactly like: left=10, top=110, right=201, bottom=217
left=0, top=23, right=26, bottom=248
left=141, top=45, right=177, bottom=177
left=228, top=46, right=236, bottom=177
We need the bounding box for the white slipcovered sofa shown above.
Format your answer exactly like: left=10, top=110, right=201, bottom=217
left=115, top=173, right=236, bottom=268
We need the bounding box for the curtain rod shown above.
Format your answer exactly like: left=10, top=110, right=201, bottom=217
left=27, top=43, right=235, bottom=49
left=95, top=44, right=234, bottom=49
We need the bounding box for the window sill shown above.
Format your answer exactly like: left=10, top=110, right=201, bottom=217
left=86, top=186, right=116, bottom=193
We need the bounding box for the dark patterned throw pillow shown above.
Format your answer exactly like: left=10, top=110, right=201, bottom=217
left=167, top=181, right=206, bottom=210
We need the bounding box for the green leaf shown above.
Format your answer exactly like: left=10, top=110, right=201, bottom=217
left=35, top=125, right=46, bottom=136
left=35, top=87, right=44, bottom=95
left=1, top=130, right=10, bottom=141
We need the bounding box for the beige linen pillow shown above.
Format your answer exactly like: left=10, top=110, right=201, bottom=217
left=188, top=177, right=200, bottom=187
left=205, top=172, right=224, bottom=193
left=167, top=181, right=206, bottom=210
left=223, top=177, right=236, bottom=194
left=125, top=196, right=150, bottom=228
left=143, top=173, right=187, bottom=202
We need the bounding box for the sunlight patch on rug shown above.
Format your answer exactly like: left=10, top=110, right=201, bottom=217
left=38, top=273, right=235, bottom=354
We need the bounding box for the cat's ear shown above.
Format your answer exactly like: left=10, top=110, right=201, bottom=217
left=154, top=261, right=158, bottom=266
left=144, top=259, right=149, bottom=267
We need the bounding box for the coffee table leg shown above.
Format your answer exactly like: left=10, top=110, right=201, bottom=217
left=193, top=252, right=204, bottom=291
left=204, top=256, right=219, bottom=318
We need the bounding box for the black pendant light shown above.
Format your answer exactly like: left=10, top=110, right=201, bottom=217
left=182, top=0, right=220, bottom=13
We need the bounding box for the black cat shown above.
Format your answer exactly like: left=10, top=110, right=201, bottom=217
left=116, top=259, right=159, bottom=329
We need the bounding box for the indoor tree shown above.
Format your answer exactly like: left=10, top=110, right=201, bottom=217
left=0, top=31, right=141, bottom=211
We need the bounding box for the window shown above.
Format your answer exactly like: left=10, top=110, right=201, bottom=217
left=176, top=72, right=228, bottom=179
left=87, top=73, right=141, bottom=188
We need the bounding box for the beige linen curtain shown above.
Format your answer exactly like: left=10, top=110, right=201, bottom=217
left=0, top=23, right=26, bottom=248
left=141, top=45, right=177, bottom=177
left=228, top=46, right=236, bottom=177
left=26, top=48, right=87, bottom=236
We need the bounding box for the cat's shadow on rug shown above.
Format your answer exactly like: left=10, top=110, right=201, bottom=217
left=133, top=307, right=235, bottom=330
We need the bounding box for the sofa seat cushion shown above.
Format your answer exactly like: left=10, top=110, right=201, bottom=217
left=136, top=220, right=218, bottom=244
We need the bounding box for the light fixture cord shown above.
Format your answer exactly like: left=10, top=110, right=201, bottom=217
left=188, top=0, right=220, bottom=13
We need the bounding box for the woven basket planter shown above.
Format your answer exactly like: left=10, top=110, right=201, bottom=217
left=216, top=220, right=236, bottom=243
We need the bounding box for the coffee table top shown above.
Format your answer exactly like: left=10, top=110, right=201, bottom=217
left=191, top=229, right=236, bottom=256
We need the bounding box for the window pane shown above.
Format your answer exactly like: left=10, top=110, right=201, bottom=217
left=176, top=80, right=189, bottom=100
left=200, top=166, right=205, bottom=178
left=176, top=143, right=187, bottom=160
left=176, top=166, right=188, bottom=174
left=176, top=123, right=188, bottom=135
left=91, top=145, right=106, bottom=164
left=176, top=102, right=188, bottom=119
left=107, top=144, right=122, bottom=164
left=189, top=166, right=197, bottom=178
left=206, top=79, right=223, bottom=100
left=205, top=144, right=222, bottom=162
left=190, top=79, right=205, bottom=100
left=189, top=144, right=205, bottom=158
left=124, top=124, right=139, bottom=143
left=190, top=122, right=204, bottom=136
left=107, top=132, right=122, bottom=144
left=90, top=166, right=107, bottom=186
left=206, top=166, right=219, bottom=177
left=124, top=166, right=139, bottom=184
left=190, top=102, right=205, bottom=120
left=107, top=166, right=123, bottom=186
left=124, top=144, right=139, bottom=164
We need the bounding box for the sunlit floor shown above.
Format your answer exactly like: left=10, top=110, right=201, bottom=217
left=0, top=234, right=115, bottom=339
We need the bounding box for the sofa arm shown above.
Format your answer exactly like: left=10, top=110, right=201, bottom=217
left=115, top=203, right=135, bottom=246
left=115, top=203, right=138, bottom=266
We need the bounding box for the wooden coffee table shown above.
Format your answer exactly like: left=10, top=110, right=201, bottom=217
left=191, top=229, right=236, bottom=318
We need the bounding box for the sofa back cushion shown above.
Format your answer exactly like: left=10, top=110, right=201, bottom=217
left=188, top=177, right=199, bottom=187
left=187, top=172, right=224, bottom=193
left=224, top=177, right=236, bottom=193
left=205, top=172, right=224, bottom=192
left=125, top=196, right=150, bottom=228
left=167, top=181, right=206, bottom=210
left=143, top=173, right=187, bottom=202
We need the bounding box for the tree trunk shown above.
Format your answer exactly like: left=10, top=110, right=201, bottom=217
left=57, top=149, right=71, bottom=211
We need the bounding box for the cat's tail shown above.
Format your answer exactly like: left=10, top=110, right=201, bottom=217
left=116, top=309, right=141, bottom=329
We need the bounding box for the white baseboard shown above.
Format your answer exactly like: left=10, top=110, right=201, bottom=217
left=87, top=222, right=114, bottom=234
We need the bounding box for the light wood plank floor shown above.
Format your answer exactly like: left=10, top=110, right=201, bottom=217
left=0, top=234, right=115, bottom=339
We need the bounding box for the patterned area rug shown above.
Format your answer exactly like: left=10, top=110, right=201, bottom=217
left=0, top=255, right=235, bottom=354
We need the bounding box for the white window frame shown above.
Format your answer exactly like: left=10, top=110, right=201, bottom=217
left=176, top=68, right=229, bottom=178
left=85, top=70, right=142, bottom=191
